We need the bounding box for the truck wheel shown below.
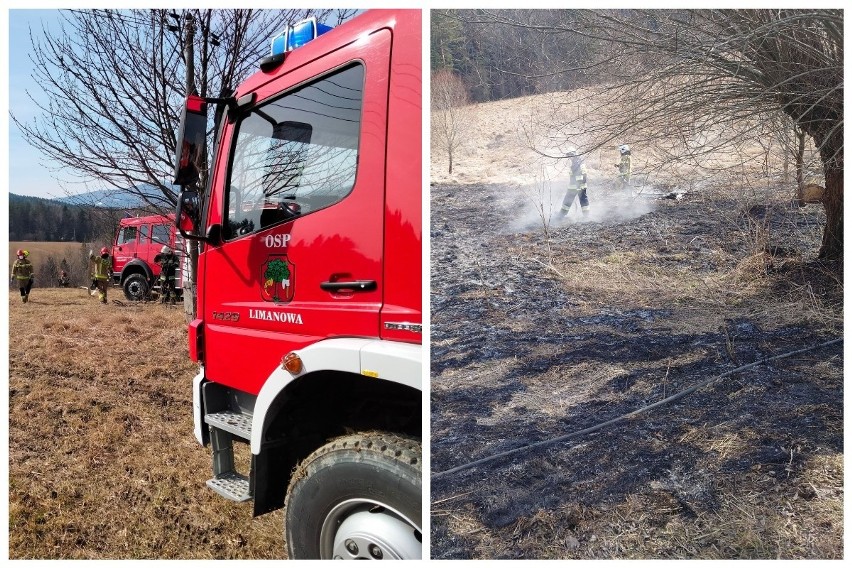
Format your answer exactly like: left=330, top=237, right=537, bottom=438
left=285, top=433, right=422, bottom=560
left=123, top=274, right=149, bottom=301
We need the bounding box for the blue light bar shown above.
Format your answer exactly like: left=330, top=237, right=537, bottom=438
left=270, top=29, right=288, bottom=57
left=268, top=17, right=332, bottom=58
left=288, top=17, right=333, bottom=50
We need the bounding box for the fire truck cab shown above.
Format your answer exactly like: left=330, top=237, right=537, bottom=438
left=111, top=214, right=182, bottom=301
left=173, top=10, right=422, bottom=559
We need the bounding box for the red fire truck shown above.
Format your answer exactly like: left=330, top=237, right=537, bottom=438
left=172, top=10, right=422, bottom=559
left=111, top=214, right=182, bottom=301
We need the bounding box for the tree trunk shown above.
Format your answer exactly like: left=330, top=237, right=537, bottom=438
left=818, top=165, right=842, bottom=262
left=794, top=127, right=806, bottom=204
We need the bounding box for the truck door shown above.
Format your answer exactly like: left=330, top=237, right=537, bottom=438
left=147, top=221, right=173, bottom=278
left=112, top=221, right=139, bottom=276
left=200, top=30, right=392, bottom=395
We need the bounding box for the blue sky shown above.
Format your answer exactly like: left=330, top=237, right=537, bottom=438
left=5, top=8, right=368, bottom=200
left=7, top=9, right=66, bottom=198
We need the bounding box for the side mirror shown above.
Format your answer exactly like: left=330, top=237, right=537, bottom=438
left=173, top=94, right=208, bottom=187
left=176, top=189, right=208, bottom=243
left=206, top=223, right=222, bottom=245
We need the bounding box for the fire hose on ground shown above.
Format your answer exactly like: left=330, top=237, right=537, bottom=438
left=432, top=337, right=842, bottom=481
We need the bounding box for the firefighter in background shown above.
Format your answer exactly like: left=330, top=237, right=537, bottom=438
left=58, top=270, right=70, bottom=287
left=155, top=245, right=179, bottom=305
left=615, top=144, right=632, bottom=194
left=559, top=148, right=590, bottom=217
left=89, top=247, right=112, bottom=304
left=11, top=249, right=35, bottom=303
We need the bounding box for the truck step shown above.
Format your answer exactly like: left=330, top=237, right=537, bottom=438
left=206, top=471, right=251, bottom=502
left=205, top=410, right=252, bottom=440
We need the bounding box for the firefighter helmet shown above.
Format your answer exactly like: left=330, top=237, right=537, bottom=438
left=16, top=249, right=25, bottom=257
left=100, top=247, right=109, bottom=256
left=619, top=144, right=631, bottom=155
left=160, top=246, right=172, bottom=255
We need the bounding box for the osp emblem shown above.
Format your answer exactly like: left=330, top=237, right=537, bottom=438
left=261, top=255, right=295, bottom=303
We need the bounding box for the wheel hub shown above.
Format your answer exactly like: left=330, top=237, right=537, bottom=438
left=322, top=500, right=421, bottom=560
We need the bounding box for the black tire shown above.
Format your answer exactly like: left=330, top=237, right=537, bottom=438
left=285, top=432, right=422, bottom=560
left=123, top=273, right=149, bottom=301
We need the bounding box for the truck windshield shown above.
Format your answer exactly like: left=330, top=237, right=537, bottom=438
left=152, top=223, right=171, bottom=245
left=117, top=226, right=138, bottom=245
left=225, top=63, right=364, bottom=239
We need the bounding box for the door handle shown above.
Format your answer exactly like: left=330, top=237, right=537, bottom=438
left=320, top=280, right=377, bottom=292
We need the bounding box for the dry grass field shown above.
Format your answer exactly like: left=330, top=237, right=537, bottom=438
left=9, top=241, right=84, bottom=258
left=9, top=241, right=92, bottom=290
left=430, top=95, right=843, bottom=559
left=9, top=241, right=86, bottom=268
left=8, top=289, right=286, bottom=559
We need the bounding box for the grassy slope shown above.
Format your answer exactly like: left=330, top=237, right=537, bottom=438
left=9, top=242, right=85, bottom=262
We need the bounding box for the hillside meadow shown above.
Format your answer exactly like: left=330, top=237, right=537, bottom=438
left=9, top=241, right=87, bottom=268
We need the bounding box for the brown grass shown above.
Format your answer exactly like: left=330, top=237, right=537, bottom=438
left=535, top=194, right=842, bottom=336
left=430, top=179, right=842, bottom=558
left=10, top=241, right=85, bottom=265
left=8, top=289, right=286, bottom=559
left=430, top=78, right=841, bottom=560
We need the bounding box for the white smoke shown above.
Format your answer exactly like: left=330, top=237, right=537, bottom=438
left=507, top=176, right=661, bottom=234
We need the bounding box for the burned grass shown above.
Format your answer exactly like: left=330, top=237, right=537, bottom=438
left=430, top=182, right=842, bottom=559
left=8, top=289, right=285, bottom=559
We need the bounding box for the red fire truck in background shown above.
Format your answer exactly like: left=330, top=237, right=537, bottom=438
left=172, top=10, right=422, bottom=559
left=111, top=213, right=182, bottom=301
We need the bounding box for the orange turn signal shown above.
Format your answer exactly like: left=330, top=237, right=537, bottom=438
left=282, top=352, right=303, bottom=374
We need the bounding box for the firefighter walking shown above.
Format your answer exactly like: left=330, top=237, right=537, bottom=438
left=11, top=249, right=35, bottom=303
left=156, top=246, right=179, bottom=305
left=615, top=144, right=632, bottom=194
left=559, top=149, right=590, bottom=217
left=89, top=247, right=112, bottom=304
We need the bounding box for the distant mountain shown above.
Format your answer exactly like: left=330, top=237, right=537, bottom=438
left=9, top=192, right=122, bottom=242
left=53, top=184, right=179, bottom=209
left=9, top=184, right=180, bottom=241
left=9, top=193, right=57, bottom=206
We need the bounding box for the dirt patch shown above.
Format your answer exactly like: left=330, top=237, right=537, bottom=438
left=430, top=180, right=842, bottom=559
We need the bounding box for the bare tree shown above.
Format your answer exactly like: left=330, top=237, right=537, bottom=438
left=11, top=9, right=357, bottom=213
left=462, top=9, right=843, bottom=261
left=431, top=69, right=471, bottom=174
left=12, top=9, right=357, bottom=318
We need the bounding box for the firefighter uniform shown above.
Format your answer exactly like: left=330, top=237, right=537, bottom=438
left=560, top=153, right=589, bottom=216
left=90, top=249, right=112, bottom=304
left=11, top=250, right=34, bottom=303
left=616, top=145, right=632, bottom=193
left=156, top=249, right=180, bottom=305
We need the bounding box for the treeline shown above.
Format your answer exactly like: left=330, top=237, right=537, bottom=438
left=431, top=10, right=601, bottom=103
left=9, top=193, right=124, bottom=242
left=9, top=243, right=96, bottom=291
left=430, top=10, right=685, bottom=104
left=36, top=250, right=88, bottom=289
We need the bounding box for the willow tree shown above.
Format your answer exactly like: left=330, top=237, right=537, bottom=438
left=464, top=9, right=843, bottom=261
